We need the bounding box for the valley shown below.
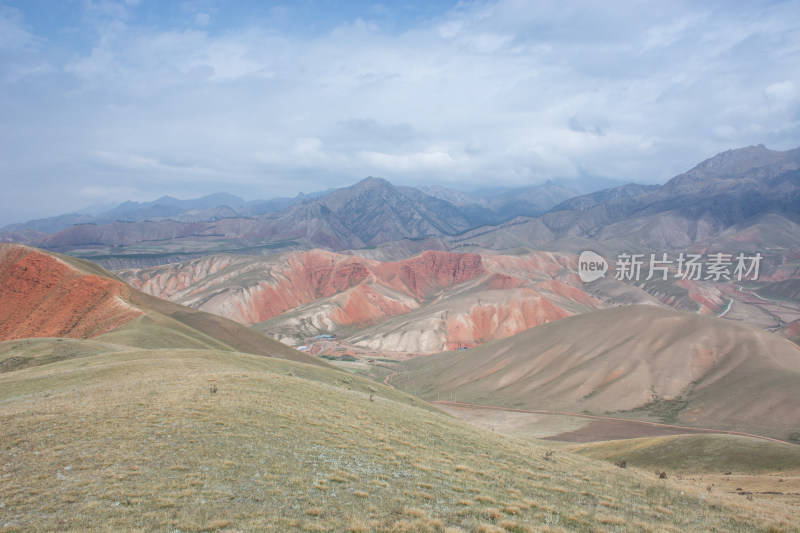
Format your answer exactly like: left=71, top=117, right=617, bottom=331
left=2, top=145, right=800, bottom=531
left=4, top=244, right=797, bottom=531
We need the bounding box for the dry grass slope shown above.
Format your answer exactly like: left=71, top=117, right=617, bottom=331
left=1, top=348, right=796, bottom=532
left=570, top=434, right=800, bottom=473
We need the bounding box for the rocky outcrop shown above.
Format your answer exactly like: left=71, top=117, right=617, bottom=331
left=373, top=251, right=485, bottom=299
left=445, top=291, right=571, bottom=349
left=345, top=287, right=578, bottom=353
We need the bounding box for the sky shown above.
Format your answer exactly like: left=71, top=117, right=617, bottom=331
left=1, top=0, right=799, bottom=227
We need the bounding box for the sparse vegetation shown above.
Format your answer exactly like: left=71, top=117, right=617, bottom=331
left=633, top=396, right=689, bottom=424
left=1, top=348, right=798, bottom=531
left=572, top=434, right=800, bottom=473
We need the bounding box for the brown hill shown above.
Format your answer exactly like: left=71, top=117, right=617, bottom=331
left=778, top=318, right=800, bottom=344
left=0, top=243, right=322, bottom=366
left=759, top=279, right=800, bottom=301
left=338, top=286, right=575, bottom=353
left=396, top=305, right=800, bottom=440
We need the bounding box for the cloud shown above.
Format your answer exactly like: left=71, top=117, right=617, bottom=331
left=0, top=5, right=39, bottom=49
left=765, top=80, right=797, bottom=104
left=0, top=0, right=799, bottom=225
left=357, top=149, right=455, bottom=173
left=194, top=12, right=210, bottom=27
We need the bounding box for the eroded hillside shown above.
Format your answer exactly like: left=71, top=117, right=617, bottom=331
left=0, top=243, right=142, bottom=341
left=120, top=249, right=605, bottom=353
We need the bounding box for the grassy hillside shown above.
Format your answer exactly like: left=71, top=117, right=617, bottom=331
left=1, top=347, right=795, bottom=532
left=0, top=337, right=131, bottom=373
left=570, top=434, right=800, bottom=473
left=394, top=306, right=800, bottom=441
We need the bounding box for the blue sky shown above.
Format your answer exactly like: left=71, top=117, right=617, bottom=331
left=1, top=0, right=799, bottom=226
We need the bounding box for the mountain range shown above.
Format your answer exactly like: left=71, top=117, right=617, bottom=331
left=2, top=145, right=799, bottom=273
left=0, top=179, right=583, bottom=261
left=453, top=144, right=800, bottom=252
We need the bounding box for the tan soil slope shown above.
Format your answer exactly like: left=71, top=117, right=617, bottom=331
left=0, top=243, right=142, bottom=341
left=398, top=305, right=800, bottom=440
left=0, top=244, right=324, bottom=367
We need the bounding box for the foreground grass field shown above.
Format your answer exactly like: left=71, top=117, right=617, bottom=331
left=2, top=348, right=798, bottom=532
left=569, top=435, right=800, bottom=519
left=570, top=434, right=800, bottom=473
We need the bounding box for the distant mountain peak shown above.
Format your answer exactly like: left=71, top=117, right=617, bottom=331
left=353, top=176, right=392, bottom=190
left=689, top=144, right=783, bottom=178
left=660, top=144, right=799, bottom=196
left=152, top=195, right=181, bottom=205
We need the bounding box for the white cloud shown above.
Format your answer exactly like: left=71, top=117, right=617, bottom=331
left=765, top=80, right=797, bottom=103
left=194, top=12, right=210, bottom=27
left=1, top=0, right=800, bottom=225
left=0, top=5, right=39, bottom=49
left=357, top=149, right=455, bottom=173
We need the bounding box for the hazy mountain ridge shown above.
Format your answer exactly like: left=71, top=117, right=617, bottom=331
left=550, top=183, right=659, bottom=211
left=454, top=144, right=800, bottom=251
left=0, top=191, right=328, bottom=234
left=0, top=178, right=482, bottom=258
left=421, top=181, right=580, bottom=224
left=2, top=145, right=800, bottom=270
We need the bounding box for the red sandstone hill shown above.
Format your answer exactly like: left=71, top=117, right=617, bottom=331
left=120, top=249, right=606, bottom=353
left=0, top=243, right=323, bottom=366
left=0, top=243, right=142, bottom=341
